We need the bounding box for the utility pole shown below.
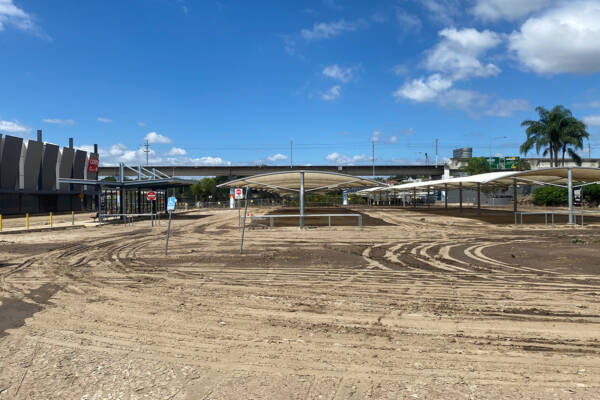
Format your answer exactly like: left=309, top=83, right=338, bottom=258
left=143, top=140, right=150, bottom=166
left=425, top=152, right=429, bottom=166
left=589, top=140, right=592, bottom=161
left=290, top=139, right=293, bottom=168
left=371, top=139, right=375, bottom=177
left=435, top=138, right=439, bottom=167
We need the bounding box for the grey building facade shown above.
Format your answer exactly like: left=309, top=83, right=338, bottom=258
left=0, top=133, right=99, bottom=215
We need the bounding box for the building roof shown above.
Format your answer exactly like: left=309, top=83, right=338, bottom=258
left=217, top=170, right=385, bottom=193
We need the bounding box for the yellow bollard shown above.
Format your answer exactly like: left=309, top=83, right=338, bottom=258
left=26, top=213, right=29, bottom=230
left=50, top=212, right=53, bottom=229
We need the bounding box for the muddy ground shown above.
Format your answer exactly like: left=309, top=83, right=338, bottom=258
left=0, top=207, right=599, bottom=399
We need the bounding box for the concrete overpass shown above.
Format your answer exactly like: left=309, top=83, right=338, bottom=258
left=98, top=165, right=444, bottom=178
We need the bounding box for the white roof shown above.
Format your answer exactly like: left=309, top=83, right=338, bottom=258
left=217, top=170, right=385, bottom=193
left=380, top=167, right=600, bottom=192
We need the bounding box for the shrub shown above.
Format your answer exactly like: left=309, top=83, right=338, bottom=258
left=583, top=184, right=600, bottom=205
left=532, top=186, right=568, bottom=206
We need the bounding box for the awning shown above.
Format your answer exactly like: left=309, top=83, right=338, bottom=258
left=381, top=167, right=600, bottom=192
left=217, top=170, right=385, bottom=193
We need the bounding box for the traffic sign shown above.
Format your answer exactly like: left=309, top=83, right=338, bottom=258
left=167, top=196, right=177, bottom=211
left=147, top=191, right=157, bottom=201
left=504, top=156, right=520, bottom=169
left=234, top=188, right=244, bottom=199
left=487, top=157, right=500, bottom=169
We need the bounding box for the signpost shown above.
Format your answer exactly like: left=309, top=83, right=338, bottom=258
left=487, top=157, right=500, bottom=170
left=504, top=156, right=520, bottom=169
left=165, top=196, right=177, bottom=256
left=147, top=191, right=157, bottom=201
left=234, top=188, right=243, bottom=199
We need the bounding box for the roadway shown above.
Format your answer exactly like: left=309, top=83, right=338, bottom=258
left=98, top=165, right=444, bottom=178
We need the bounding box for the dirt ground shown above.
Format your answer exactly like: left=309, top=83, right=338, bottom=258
left=1, top=207, right=600, bottom=399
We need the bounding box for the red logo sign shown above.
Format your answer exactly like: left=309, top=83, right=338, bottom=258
left=87, top=158, right=99, bottom=172
left=147, top=191, right=157, bottom=201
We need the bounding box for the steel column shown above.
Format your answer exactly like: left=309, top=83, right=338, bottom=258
left=477, top=182, right=481, bottom=214
left=568, top=168, right=574, bottom=224
left=459, top=182, right=463, bottom=211
left=513, top=178, right=518, bottom=224
left=444, top=183, right=448, bottom=209
left=299, top=171, right=305, bottom=228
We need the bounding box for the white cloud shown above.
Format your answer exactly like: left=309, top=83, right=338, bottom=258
left=321, top=85, right=341, bottom=101
left=583, top=115, right=600, bottom=127
left=371, top=130, right=382, bottom=142
left=137, top=122, right=146, bottom=127
left=392, top=64, right=410, bottom=76
left=97, top=117, right=113, bottom=123
left=301, top=19, right=365, bottom=40
left=420, top=0, right=460, bottom=25
left=144, top=131, right=171, bottom=144
left=323, top=64, right=353, bottom=82
left=0, top=119, right=29, bottom=133
left=509, top=1, right=600, bottom=74
left=393, top=74, right=453, bottom=102
left=189, top=156, right=230, bottom=166
left=325, top=152, right=369, bottom=164
left=401, top=128, right=416, bottom=136
left=471, top=0, right=555, bottom=21
left=43, top=118, right=75, bottom=126
left=165, top=147, right=187, bottom=156
left=396, top=10, right=421, bottom=32
left=0, top=0, right=34, bottom=32
left=388, top=135, right=398, bottom=144
left=483, top=98, right=530, bottom=117
left=267, top=153, right=287, bottom=162
left=437, top=89, right=489, bottom=113
left=425, top=28, right=502, bottom=80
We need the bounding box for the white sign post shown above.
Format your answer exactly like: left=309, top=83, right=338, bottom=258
left=165, top=196, right=177, bottom=255
left=234, top=188, right=244, bottom=199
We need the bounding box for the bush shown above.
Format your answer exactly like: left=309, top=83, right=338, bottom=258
left=584, top=184, right=600, bottom=205
left=533, top=186, right=568, bottom=206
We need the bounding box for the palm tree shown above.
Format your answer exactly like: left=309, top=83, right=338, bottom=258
left=520, top=105, right=589, bottom=167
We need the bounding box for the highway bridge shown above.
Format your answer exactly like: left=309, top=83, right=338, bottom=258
left=98, top=165, right=445, bottom=178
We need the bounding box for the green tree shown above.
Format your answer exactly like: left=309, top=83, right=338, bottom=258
left=532, top=186, right=568, bottom=206
left=520, top=105, right=589, bottom=167
left=462, top=157, right=491, bottom=176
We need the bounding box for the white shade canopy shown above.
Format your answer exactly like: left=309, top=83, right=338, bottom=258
left=368, top=167, right=600, bottom=193
left=217, top=170, right=385, bottom=193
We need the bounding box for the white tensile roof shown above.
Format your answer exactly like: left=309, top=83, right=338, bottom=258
left=217, top=170, right=385, bottom=193
left=360, top=167, right=600, bottom=194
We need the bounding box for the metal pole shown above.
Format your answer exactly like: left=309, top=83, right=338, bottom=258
left=299, top=171, right=305, bottom=229
left=164, top=210, right=172, bottom=256
left=568, top=168, right=573, bottom=224
left=444, top=183, right=448, bottom=209
left=477, top=182, right=481, bottom=214
left=240, top=187, right=250, bottom=254
left=413, top=188, right=416, bottom=208
left=372, top=140, right=375, bottom=177
left=513, top=178, right=518, bottom=225
left=459, top=182, right=463, bottom=212
left=290, top=140, right=293, bottom=168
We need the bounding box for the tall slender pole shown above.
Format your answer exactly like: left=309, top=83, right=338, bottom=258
left=444, top=183, right=448, bottom=209
left=459, top=182, right=463, bottom=212
left=372, top=140, right=375, bottom=177
left=435, top=138, right=439, bottom=167
left=290, top=140, right=293, bottom=168
left=240, top=187, right=250, bottom=254
left=568, top=168, right=573, bottom=224
left=300, top=171, right=305, bottom=228
left=477, top=182, right=481, bottom=214
left=513, top=178, right=518, bottom=224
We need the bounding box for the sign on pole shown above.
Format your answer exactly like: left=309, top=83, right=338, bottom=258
left=234, top=188, right=244, bottom=199
left=487, top=157, right=500, bottom=169
left=147, top=191, right=157, bottom=201
left=167, top=196, right=177, bottom=211
left=504, top=156, right=520, bottom=169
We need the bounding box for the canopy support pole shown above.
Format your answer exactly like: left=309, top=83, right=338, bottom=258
left=444, top=184, right=448, bottom=209
left=300, top=171, right=305, bottom=229
left=459, top=182, right=463, bottom=212
left=413, top=188, right=417, bottom=208
left=513, top=178, right=518, bottom=224
left=240, top=187, right=250, bottom=254
left=426, top=186, right=430, bottom=208
left=477, top=182, right=481, bottom=215
left=568, top=168, right=573, bottom=224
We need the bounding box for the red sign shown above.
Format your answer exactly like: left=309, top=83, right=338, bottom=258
left=147, top=191, right=157, bottom=201
left=87, top=157, right=99, bottom=172
left=234, top=188, right=243, bottom=199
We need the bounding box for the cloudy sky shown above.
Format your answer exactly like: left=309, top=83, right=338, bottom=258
left=1, top=0, right=600, bottom=166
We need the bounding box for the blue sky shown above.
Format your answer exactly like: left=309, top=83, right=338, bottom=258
left=1, top=0, right=600, bottom=166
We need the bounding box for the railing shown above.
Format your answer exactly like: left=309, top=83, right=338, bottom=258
left=248, top=213, right=363, bottom=229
